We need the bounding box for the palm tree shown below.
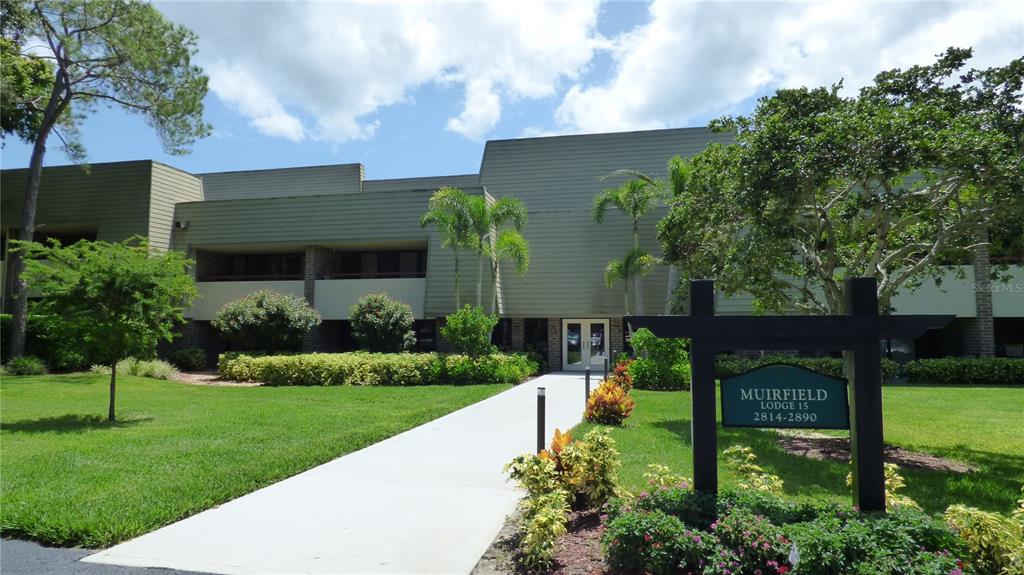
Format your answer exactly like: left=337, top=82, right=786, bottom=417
left=420, top=187, right=474, bottom=309
left=593, top=171, right=667, bottom=315
left=464, top=195, right=530, bottom=312
left=605, top=247, right=657, bottom=316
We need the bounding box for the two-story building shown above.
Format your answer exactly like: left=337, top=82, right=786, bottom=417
left=2, top=127, right=1022, bottom=369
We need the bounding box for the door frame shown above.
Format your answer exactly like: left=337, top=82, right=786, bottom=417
left=561, top=318, right=610, bottom=371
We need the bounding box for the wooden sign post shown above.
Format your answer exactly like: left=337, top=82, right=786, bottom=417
left=626, top=278, right=952, bottom=513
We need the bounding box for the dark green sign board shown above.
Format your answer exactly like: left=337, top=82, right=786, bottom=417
left=721, top=364, right=849, bottom=429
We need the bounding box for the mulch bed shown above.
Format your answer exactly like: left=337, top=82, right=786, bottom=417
left=548, top=510, right=607, bottom=575
left=171, top=371, right=260, bottom=387
left=776, top=432, right=976, bottom=473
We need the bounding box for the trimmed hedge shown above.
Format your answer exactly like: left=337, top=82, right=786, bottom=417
left=715, top=354, right=901, bottom=382
left=905, top=357, right=1024, bottom=386
left=218, top=351, right=539, bottom=386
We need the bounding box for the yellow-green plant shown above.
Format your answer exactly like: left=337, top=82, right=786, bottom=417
left=844, top=462, right=920, bottom=510
left=945, top=502, right=1024, bottom=575
left=504, top=453, right=560, bottom=499
left=518, top=489, right=570, bottom=570
left=722, top=445, right=784, bottom=494
left=559, top=428, right=621, bottom=507
left=643, top=463, right=692, bottom=490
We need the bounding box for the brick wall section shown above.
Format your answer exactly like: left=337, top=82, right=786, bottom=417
left=435, top=317, right=458, bottom=353
left=609, top=317, right=624, bottom=360
left=965, top=226, right=995, bottom=357
left=303, top=246, right=330, bottom=352
left=547, top=318, right=562, bottom=372
left=164, top=320, right=223, bottom=368
left=511, top=318, right=525, bottom=351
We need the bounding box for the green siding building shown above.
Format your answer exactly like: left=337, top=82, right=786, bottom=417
left=3, top=128, right=1021, bottom=369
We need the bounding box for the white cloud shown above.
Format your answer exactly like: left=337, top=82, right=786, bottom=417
left=556, top=0, right=1024, bottom=133
left=160, top=1, right=602, bottom=142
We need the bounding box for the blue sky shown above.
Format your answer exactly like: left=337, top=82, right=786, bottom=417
left=2, top=1, right=1020, bottom=180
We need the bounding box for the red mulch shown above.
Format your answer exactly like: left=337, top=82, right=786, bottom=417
left=548, top=510, right=607, bottom=575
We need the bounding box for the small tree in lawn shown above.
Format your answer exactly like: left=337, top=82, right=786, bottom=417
left=349, top=293, right=416, bottom=353
left=19, top=237, right=196, bottom=421
left=212, top=290, right=320, bottom=354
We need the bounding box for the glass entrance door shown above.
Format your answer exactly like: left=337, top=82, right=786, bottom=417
left=562, top=319, right=610, bottom=371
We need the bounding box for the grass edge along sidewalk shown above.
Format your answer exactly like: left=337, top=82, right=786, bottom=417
left=1, top=373, right=510, bottom=548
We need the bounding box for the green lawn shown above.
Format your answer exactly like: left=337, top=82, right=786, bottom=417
left=0, top=373, right=509, bottom=547
left=575, top=385, right=1024, bottom=514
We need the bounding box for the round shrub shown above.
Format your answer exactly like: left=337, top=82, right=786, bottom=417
left=440, top=305, right=497, bottom=357
left=584, top=380, right=635, bottom=425
left=603, top=509, right=707, bottom=575
left=169, top=347, right=206, bottom=371
left=4, top=355, right=48, bottom=376
left=212, top=290, right=321, bottom=354
left=349, top=293, right=416, bottom=353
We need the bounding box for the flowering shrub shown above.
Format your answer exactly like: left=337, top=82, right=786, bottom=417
left=584, top=379, right=635, bottom=425
left=604, top=509, right=709, bottom=575
left=643, top=463, right=692, bottom=491
left=218, top=351, right=537, bottom=385
left=709, top=509, right=790, bottom=573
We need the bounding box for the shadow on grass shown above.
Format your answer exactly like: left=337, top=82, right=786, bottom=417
left=652, top=419, right=1022, bottom=513
left=1, top=413, right=151, bottom=433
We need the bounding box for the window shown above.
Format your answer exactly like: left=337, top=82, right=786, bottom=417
left=491, top=318, right=513, bottom=349
left=414, top=320, right=436, bottom=351
left=208, top=253, right=304, bottom=280
left=324, top=249, right=426, bottom=279
left=524, top=318, right=548, bottom=364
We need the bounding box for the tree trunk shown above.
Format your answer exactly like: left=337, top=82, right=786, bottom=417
left=490, top=261, right=499, bottom=315
left=453, top=248, right=461, bottom=309
left=476, top=251, right=484, bottom=309
left=8, top=68, right=68, bottom=358
left=632, top=225, right=644, bottom=315
left=665, top=265, right=680, bottom=314
left=108, top=360, right=118, bottom=422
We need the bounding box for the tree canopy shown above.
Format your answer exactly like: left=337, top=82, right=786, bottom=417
left=658, top=48, right=1024, bottom=314
left=4, top=0, right=210, bottom=359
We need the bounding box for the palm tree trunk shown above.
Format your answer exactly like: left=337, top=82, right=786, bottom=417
left=454, top=248, right=461, bottom=309
left=8, top=72, right=68, bottom=358
left=632, top=225, right=644, bottom=315
left=665, top=265, right=680, bottom=314
left=476, top=251, right=484, bottom=309
left=490, top=261, right=499, bottom=315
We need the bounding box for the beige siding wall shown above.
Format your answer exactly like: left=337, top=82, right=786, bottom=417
left=1, top=161, right=152, bottom=242
left=479, top=127, right=734, bottom=318
left=199, top=164, right=363, bottom=200
left=170, top=189, right=485, bottom=318
left=148, top=162, right=203, bottom=251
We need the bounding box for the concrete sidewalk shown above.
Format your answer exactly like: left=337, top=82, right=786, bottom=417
left=83, top=373, right=588, bottom=575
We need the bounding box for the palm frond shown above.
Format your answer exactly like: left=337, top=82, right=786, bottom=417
left=495, top=229, right=530, bottom=274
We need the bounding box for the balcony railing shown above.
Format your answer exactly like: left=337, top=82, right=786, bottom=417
left=201, top=274, right=304, bottom=281
left=318, top=271, right=426, bottom=280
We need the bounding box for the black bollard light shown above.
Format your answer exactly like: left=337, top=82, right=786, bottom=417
left=537, top=387, right=546, bottom=454
left=585, top=367, right=591, bottom=402
left=604, top=357, right=609, bottom=380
